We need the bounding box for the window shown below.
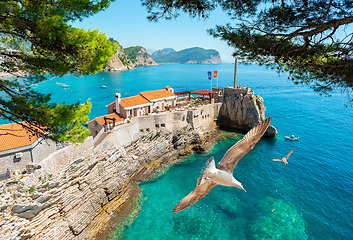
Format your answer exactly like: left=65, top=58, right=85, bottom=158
left=155, top=124, right=160, bottom=128
left=146, top=128, right=150, bottom=132
left=161, top=123, right=165, bottom=127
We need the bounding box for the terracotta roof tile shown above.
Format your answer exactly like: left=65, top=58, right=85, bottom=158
left=94, top=113, right=125, bottom=126
left=120, top=95, right=150, bottom=108
left=140, top=89, right=175, bottom=101
left=0, top=122, right=41, bottom=151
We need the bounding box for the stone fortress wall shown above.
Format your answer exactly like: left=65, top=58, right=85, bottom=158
left=92, top=84, right=278, bottom=155
left=0, top=86, right=275, bottom=174
left=40, top=85, right=276, bottom=174
left=93, top=102, right=222, bottom=153
left=43, top=101, right=222, bottom=174
left=0, top=86, right=277, bottom=240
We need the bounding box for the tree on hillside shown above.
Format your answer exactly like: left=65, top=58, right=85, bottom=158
left=142, top=0, right=353, bottom=104
left=0, top=0, right=118, bottom=142
left=124, top=46, right=143, bottom=63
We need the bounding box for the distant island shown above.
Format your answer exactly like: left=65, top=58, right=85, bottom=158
left=151, top=47, right=222, bottom=64
left=103, top=44, right=222, bottom=72
left=103, top=39, right=157, bottom=72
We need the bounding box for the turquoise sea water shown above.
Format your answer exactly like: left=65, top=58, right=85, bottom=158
left=8, top=64, right=353, bottom=239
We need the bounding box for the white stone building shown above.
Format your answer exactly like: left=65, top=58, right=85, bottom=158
left=106, top=86, right=177, bottom=118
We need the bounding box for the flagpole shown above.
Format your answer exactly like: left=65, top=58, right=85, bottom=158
left=211, top=76, right=212, bottom=91
left=234, top=58, right=238, bottom=88
left=217, top=75, right=218, bottom=88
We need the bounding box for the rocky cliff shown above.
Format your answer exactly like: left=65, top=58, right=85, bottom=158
left=103, top=44, right=134, bottom=72
left=125, top=46, right=157, bottom=67
left=0, top=127, right=216, bottom=239
left=103, top=44, right=156, bottom=72
left=217, top=87, right=277, bottom=137
left=0, top=86, right=277, bottom=239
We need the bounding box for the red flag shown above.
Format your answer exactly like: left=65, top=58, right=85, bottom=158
left=213, top=71, right=218, bottom=78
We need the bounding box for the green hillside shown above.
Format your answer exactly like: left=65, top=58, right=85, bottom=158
left=151, top=47, right=221, bottom=63
left=124, top=46, right=149, bottom=63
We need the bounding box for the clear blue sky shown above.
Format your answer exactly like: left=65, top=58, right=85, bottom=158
left=72, top=0, right=236, bottom=62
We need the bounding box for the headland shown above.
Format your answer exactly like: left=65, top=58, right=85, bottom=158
left=0, top=86, right=276, bottom=239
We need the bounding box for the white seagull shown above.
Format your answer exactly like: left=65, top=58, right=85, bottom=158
left=272, top=148, right=295, bottom=165
left=172, top=117, right=272, bottom=213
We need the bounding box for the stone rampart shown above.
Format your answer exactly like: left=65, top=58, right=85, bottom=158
left=0, top=86, right=277, bottom=239
left=39, top=137, right=95, bottom=175
left=94, top=103, right=221, bottom=153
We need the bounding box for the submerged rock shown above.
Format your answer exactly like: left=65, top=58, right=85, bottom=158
left=248, top=197, right=308, bottom=239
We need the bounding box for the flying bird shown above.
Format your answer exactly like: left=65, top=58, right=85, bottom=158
left=172, top=117, right=272, bottom=213
left=272, top=148, right=295, bottom=165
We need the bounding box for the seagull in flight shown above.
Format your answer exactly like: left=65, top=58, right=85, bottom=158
left=172, top=117, right=272, bottom=213
left=272, top=148, right=295, bottom=165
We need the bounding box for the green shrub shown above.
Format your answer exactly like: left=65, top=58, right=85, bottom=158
left=29, top=186, right=35, bottom=194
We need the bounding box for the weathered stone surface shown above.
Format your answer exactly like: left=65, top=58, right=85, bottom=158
left=66, top=200, right=98, bottom=235
left=0, top=87, right=277, bottom=239
left=266, top=125, right=278, bottom=138
left=12, top=202, right=42, bottom=219
left=36, top=192, right=52, bottom=204
left=104, top=45, right=134, bottom=72
left=0, top=127, right=216, bottom=239
left=104, top=46, right=156, bottom=72
left=26, top=163, right=42, bottom=174
left=218, top=88, right=277, bottom=138
left=36, top=220, right=74, bottom=240
left=133, top=48, right=157, bottom=67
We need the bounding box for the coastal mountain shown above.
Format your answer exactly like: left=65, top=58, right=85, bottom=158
left=151, top=47, right=222, bottom=64
left=124, top=46, right=157, bottom=67
left=103, top=39, right=157, bottom=72
left=152, top=48, right=176, bottom=58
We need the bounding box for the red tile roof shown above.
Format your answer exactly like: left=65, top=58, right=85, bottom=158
left=0, top=122, right=42, bottom=151
left=94, top=113, right=125, bottom=126
left=120, top=95, right=150, bottom=108
left=140, top=89, right=175, bottom=101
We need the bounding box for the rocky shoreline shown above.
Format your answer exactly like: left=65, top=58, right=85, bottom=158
left=0, top=126, right=219, bottom=239
left=0, top=85, right=277, bottom=239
